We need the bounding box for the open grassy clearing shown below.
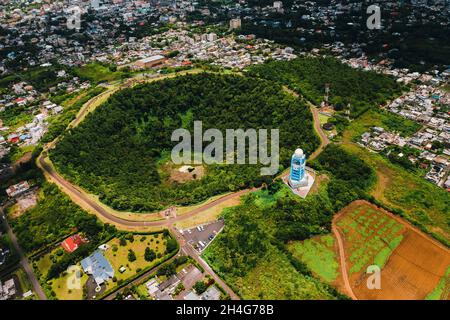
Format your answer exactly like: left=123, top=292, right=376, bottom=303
left=72, top=63, right=126, bottom=84
left=15, top=268, right=33, bottom=298
left=50, top=266, right=88, bottom=300
left=35, top=247, right=66, bottom=278
left=287, top=234, right=339, bottom=283
left=174, top=196, right=241, bottom=229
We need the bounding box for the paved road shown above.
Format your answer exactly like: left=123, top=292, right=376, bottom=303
left=282, top=86, right=329, bottom=160
left=0, top=207, right=47, bottom=300
left=37, top=77, right=331, bottom=302
left=170, top=226, right=240, bottom=300
left=38, top=151, right=246, bottom=299
left=102, top=226, right=240, bottom=300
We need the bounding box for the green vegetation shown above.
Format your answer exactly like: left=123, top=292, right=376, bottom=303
left=0, top=65, right=68, bottom=92
left=373, top=235, right=403, bottom=268
left=337, top=203, right=405, bottom=274
left=203, top=143, right=375, bottom=299
left=72, top=62, right=127, bottom=84
left=426, top=266, right=450, bottom=300
left=103, top=233, right=171, bottom=291
left=343, top=109, right=421, bottom=139
left=11, top=182, right=116, bottom=254
left=313, top=144, right=376, bottom=212
left=342, top=110, right=450, bottom=245
left=42, top=86, right=106, bottom=143
left=50, top=73, right=319, bottom=212
left=0, top=234, right=19, bottom=272
left=193, top=280, right=208, bottom=294
left=248, top=57, right=404, bottom=117
left=288, top=235, right=339, bottom=283
left=0, top=103, right=33, bottom=130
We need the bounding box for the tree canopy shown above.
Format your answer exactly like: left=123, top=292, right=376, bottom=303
left=51, top=73, right=319, bottom=212
left=248, top=57, right=404, bottom=117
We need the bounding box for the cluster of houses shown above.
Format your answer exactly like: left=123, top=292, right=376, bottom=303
left=0, top=72, right=90, bottom=168
left=359, top=126, right=450, bottom=190
left=120, top=27, right=294, bottom=71
left=59, top=233, right=113, bottom=289
left=144, top=263, right=220, bottom=301
left=359, top=127, right=407, bottom=152
left=4, top=180, right=39, bottom=215
left=0, top=278, right=16, bottom=300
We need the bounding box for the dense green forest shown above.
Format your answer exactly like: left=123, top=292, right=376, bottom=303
left=50, top=73, right=319, bottom=212
left=248, top=57, right=404, bottom=117
left=203, top=144, right=374, bottom=299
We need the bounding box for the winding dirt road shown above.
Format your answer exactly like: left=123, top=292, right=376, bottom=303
left=331, top=211, right=358, bottom=300
left=35, top=75, right=343, bottom=301
left=39, top=151, right=252, bottom=229
left=308, top=102, right=330, bottom=160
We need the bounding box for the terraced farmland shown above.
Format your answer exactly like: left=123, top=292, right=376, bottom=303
left=335, top=200, right=450, bottom=300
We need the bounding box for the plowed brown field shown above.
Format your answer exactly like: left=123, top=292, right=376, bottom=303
left=335, top=200, right=450, bottom=300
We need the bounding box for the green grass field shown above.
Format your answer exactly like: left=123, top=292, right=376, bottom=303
left=214, top=247, right=339, bottom=300
left=50, top=265, right=88, bottom=300
left=35, top=247, right=66, bottom=278
left=288, top=234, right=339, bottom=283
left=73, top=63, right=125, bottom=84
left=103, top=234, right=167, bottom=291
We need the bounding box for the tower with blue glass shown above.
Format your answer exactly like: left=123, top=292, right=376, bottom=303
left=289, top=148, right=308, bottom=188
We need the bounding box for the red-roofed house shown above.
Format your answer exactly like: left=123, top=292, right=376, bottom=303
left=61, top=234, right=86, bottom=253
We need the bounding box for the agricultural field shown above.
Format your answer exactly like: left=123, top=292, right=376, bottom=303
left=426, top=266, right=450, bottom=300
left=202, top=189, right=345, bottom=300
left=336, top=200, right=450, bottom=300
left=336, top=201, right=405, bottom=275
left=341, top=110, right=450, bottom=245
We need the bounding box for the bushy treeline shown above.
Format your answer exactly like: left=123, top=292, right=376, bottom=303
left=203, top=144, right=374, bottom=298
left=248, top=57, right=404, bottom=117
left=11, top=183, right=116, bottom=254
left=50, top=73, right=320, bottom=212
left=313, top=144, right=376, bottom=211
left=42, top=86, right=106, bottom=144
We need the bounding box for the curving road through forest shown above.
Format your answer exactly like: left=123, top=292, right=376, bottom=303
left=36, top=73, right=356, bottom=300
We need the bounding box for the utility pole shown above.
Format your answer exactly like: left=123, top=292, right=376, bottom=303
left=324, top=83, right=330, bottom=106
